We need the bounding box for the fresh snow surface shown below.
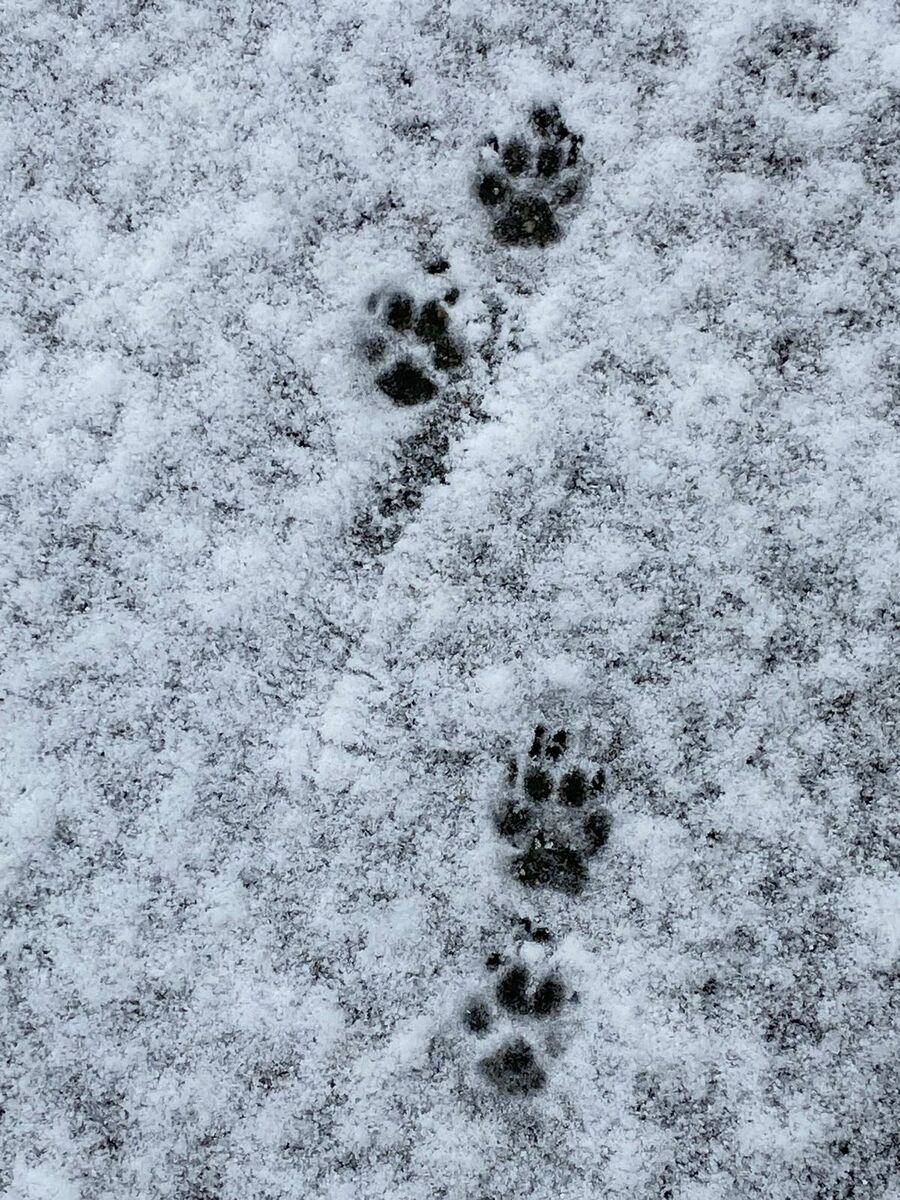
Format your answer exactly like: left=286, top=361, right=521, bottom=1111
left=2, top=0, right=900, bottom=1197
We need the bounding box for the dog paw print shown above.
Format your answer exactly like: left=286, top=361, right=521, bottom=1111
left=475, top=105, right=585, bottom=247
left=361, top=275, right=464, bottom=406
left=462, top=947, right=575, bottom=1095
left=494, top=725, right=612, bottom=895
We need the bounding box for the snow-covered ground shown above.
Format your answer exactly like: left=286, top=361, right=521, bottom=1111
left=2, top=0, right=899, bottom=1196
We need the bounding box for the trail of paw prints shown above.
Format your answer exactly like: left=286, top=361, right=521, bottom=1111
left=360, top=259, right=465, bottom=406
left=475, top=105, right=586, bottom=248
left=494, top=724, right=612, bottom=895
left=461, top=932, right=577, bottom=1096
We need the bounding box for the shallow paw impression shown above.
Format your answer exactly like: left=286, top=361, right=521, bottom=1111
left=361, top=277, right=465, bottom=405
left=479, top=1037, right=546, bottom=1096
left=462, top=944, right=575, bottom=1096
left=475, top=104, right=586, bottom=247
left=495, top=724, right=612, bottom=895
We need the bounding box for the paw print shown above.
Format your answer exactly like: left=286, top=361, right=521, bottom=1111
left=361, top=274, right=465, bottom=406
left=494, top=725, right=612, bottom=895
left=475, top=105, right=586, bottom=247
left=462, top=944, right=575, bottom=1096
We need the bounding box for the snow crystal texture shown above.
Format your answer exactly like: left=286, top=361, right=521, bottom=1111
left=2, top=0, right=899, bottom=1197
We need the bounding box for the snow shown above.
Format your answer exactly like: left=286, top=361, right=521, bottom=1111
left=2, top=0, right=900, bottom=1196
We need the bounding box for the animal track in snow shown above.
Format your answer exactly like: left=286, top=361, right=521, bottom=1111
left=350, top=263, right=482, bottom=558
left=494, top=724, right=612, bottom=895
left=475, top=105, right=586, bottom=248
left=462, top=938, right=576, bottom=1096
left=361, top=268, right=465, bottom=405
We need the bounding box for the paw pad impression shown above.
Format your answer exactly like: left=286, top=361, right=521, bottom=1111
left=362, top=274, right=465, bottom=406
left=495, top=724, right=612, bottom=895
left=462, top=944, right=575, bottom=1096
left=476, top=105, right=586, bottom=247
